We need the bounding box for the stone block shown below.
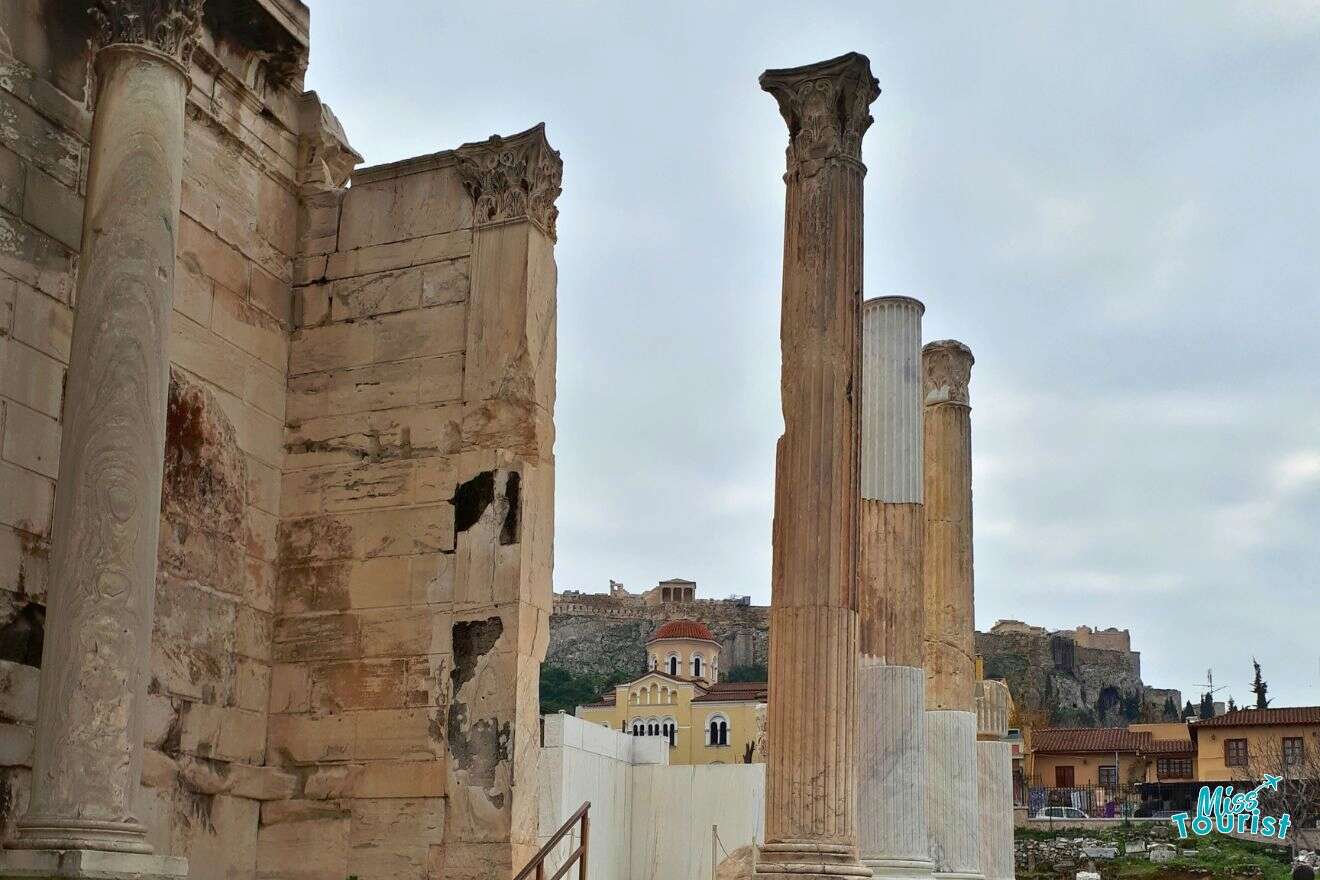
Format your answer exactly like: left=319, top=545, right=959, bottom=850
left=0, top=659, right=40, bottom=723
left=348, top=797, right=445, bottom=880
left=259, top=799, right=349, bottom=826
left=286, top=360, right=418, bottom=423
left=0, top=524, right=48, bottom=599
left=0, top=146, right=25, bottom=215
left=168, top=314, right=247, bottom=400
left=178, top=703, right=266, bottom=764
left=0, top=849, right=187, bottom=880
left=352, top=708, right=443, bottom=761
left=289, top=303, right=465, bottom=376
left=268, top=664, right=312, bottom=715
left=0, top=210, right=76, bottom=301
left=353, top=759, right=446, bottom=798
left=303, top=765, right=361, bottom=800
left=228, top=764, right=299, bottom=802
left=0, top=336, right=64, bottom=418
left=21, top=165, right=81, bottom=250
left=179, top=215, right=249, bottom=297
left=245, top=456, right=281, bottom=517
left=418, top=352, right=464, bottom=403
left=256, top=815, right=349, bottom=880
left=211, top=283, right=288, bottom=371
left=266, top=713, right=354, bottom=764
left=1, top=402, right=59, bottom=478
left=0, top=89, right=82, bottom=188
left=0, top=722, right=33, bottom=766
left=324, top=228, right=471, bottom=281
left=308, top=659, right=408, bottom=711
left=235, top=657, right=272, bottom=712
left=338, top=166, right=469, bottom=252
left=359, top=606, right=450, bottom=658
left=273, top=613, right=361, bottom=663
left=243, top=357, right=285, bottom=422
left=140, top=748, right=178, bottom=790
left=9, top=283, right=72, bottom=363
left=169, top=793, right=258, bottom=880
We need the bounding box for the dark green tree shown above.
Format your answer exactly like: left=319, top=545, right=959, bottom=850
left=1182, top=700, right=1197, bottom=720
left=725, top=663, right=768, bottom=683
left=1251, top=658, right=1271, bottom=709
left=1199, top=691, right=1216, bottom=719
left=539, top=665, right=633, bottom=715
left=1227, top=695, right=1238, bottom=713
left=1162, top=695, right=1179, bottom=721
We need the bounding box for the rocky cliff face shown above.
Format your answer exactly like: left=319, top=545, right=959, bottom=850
left=975, top=629, right=1169, bottom=727
left=546, top=600, right=769, bottom=679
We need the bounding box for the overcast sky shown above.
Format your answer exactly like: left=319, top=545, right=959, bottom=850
left=306, top=2, right=1320, bottom=707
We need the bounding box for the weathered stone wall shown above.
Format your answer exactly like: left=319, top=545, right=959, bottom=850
left=0, top=3, right=306, bottom=878
left=1, top=5, right=559, bottom=880
left=264, top=128, right=558, bottom=880
left=548, top=599, right=769, bottom=680
left=976, top=629, right=1151, bottom=727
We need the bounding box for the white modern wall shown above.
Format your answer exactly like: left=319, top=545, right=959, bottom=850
left=539, top=714, right=766, bottom=880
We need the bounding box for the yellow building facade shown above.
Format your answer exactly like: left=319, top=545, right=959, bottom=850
left=576, top=619, right=766, bottom=765
left=1192, top=706, right=1320, bottom=780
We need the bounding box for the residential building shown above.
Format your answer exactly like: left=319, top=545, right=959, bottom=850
left=1192, top=706, right=1320, bottom=780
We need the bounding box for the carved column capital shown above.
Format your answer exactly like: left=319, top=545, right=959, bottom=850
left=455, top=123, right=563, bottom=240
left=91, top=0, right=205, bottom=68
left=760, top=52, right=880, bottom=168
left=923, top=339, right=974, bottom=406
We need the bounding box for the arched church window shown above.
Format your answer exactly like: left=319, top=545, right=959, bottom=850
left=667, top=654, right=679, bottom=676
left=693, top=653, right=704, bottom=679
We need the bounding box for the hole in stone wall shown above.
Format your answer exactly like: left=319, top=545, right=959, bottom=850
left=500, top=473, right=520, bottom=546
left=453, top=471, right=496, bottom=535
left=0, top=603, right=45, bottom=667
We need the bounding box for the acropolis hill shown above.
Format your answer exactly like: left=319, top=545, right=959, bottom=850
left=548, top=586, right=1182, bottom=726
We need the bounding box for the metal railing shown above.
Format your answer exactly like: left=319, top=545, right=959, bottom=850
left=515, top=801, right=590, bottom=880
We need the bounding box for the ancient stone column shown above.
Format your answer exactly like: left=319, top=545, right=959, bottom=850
left=857, top=296, right=934, bottom=878
left=922, top=340, right=983, bottom=880
left=10, top=0, right=201, bottom=862
left=976, top=681, right=1016, bottom=880
left=755, top=53, right=877, bottom=880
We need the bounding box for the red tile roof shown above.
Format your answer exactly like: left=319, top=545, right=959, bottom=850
left=692, top=681, right=767, bottom=703
left=1031, top=727, right=1151, bottom=754
left=648, top=619, right=718, bottom=643
left=1146, top=739, right=1196, bottom=755
left=1194, top=706, right=1320, bottom=728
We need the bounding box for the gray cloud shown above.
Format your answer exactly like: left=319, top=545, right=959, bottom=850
left=307, top=1, right=1320, bottom=704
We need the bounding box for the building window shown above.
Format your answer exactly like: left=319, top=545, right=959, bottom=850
left=1054, top=765, right=1075, bottom=788
left=663, top=719, right=676, bottom=747
left=1284, top=737, right=1304, bottom=766
left=631, top=721, right=642, bottom=736
left=1098, top=765, right=1118, bottom=790
left=1157, top=758, right=1193, bottom=779
left=1225, top=739, right=1249, bottom=767
left=667, top=654, right=679, bottom=676
left=706, top=714, right=730, bottom=747
left=693, top=654, right=704, bottom=679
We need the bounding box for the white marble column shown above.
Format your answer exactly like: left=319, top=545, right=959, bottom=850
left=922, top=340, right=982, bottom=880
left=9, top=1, right=200, bottom=865
left=858, top=297, right=933, bottom=879
left=755, top=53, right=878, bottom=880
left=976, top=741, right=1015, bottom=880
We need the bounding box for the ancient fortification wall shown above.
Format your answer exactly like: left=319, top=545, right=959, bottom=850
left=0, top=4, right=560, bottom=880
left=976, top=622, right=1179, bottom=727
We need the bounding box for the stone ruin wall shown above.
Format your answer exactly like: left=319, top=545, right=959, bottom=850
left=975, top=627, right=1181, bottom=727
left=547, top=593, right=769, bottom=680
left=0, top=3, right=558, bottom=879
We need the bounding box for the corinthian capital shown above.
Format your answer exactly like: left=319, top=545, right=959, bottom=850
left=923, top=339, right=974, bottom=406
left=455, top=123, right=563, bottom=240
left=91, top=0, right=205, bottom=66
left=760, top=52, right=880, bottom=167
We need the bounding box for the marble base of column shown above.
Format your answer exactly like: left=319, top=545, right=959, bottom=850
left=976, top=741, right=1015, bottom=880
left=0, top=849, right=187, bottom=880
left=859, top=661, right=934, bottom=878
left=924, top=711, right=983, bottom=880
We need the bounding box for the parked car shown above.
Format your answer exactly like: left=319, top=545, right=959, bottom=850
left=1034, top=806, right=1090, bottom=820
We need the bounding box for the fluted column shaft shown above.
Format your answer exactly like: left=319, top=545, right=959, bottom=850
left=857, top=296, right=933, bottom=878
left=15, top=10, right=197, bottom=854
left=756, top=53, right=878, bottom=879
left=922, top=340, right=982, bottom=879
left=977, top=741, right=1016, bottom=880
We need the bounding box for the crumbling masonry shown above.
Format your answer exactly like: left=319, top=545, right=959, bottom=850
left=0, top=2, right=558, bottom=879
